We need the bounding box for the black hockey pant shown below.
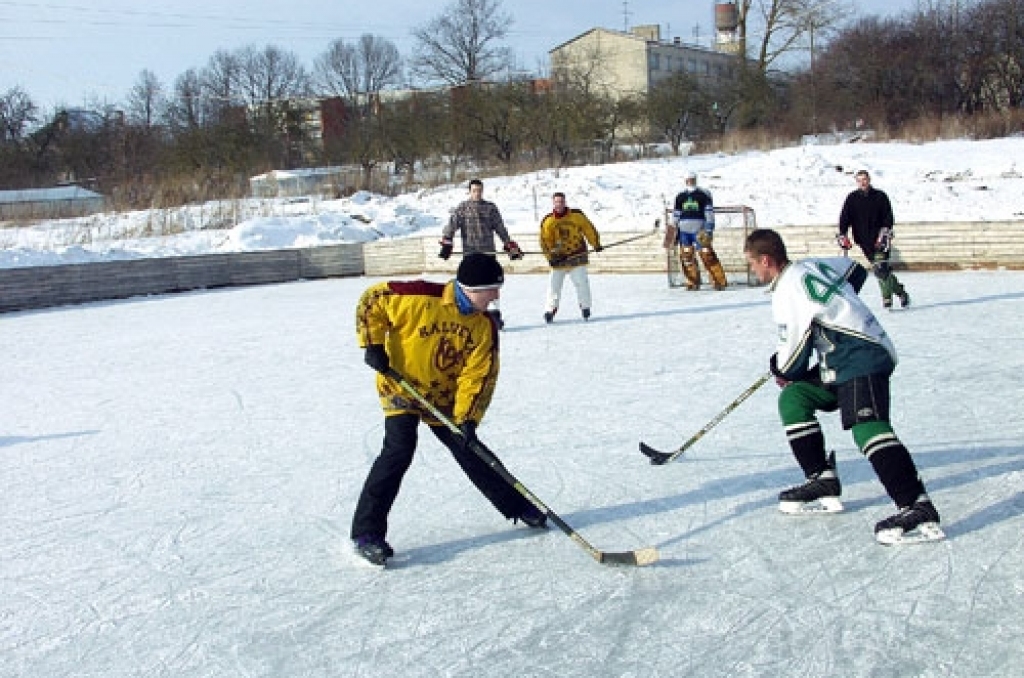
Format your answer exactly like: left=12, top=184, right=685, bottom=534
left=351, top=412, right=529, bottom=539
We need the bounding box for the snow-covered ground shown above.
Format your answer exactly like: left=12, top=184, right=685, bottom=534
left=3, top=269, right=1023, bottom=677
left=2, top=137, right=1024, bottom=269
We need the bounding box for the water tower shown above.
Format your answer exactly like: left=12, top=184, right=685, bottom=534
left=714, top=2, right=742, bottom=53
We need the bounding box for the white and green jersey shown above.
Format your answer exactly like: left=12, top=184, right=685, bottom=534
left=771, top=257, right=896, bottom=384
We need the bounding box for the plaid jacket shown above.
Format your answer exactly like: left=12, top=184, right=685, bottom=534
left=442, top=199, right=510, bottom=253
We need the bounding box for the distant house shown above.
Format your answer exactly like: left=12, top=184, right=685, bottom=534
left=249, top=166, right=362, bottom=198
left=0, top=185, right=107, bottom=220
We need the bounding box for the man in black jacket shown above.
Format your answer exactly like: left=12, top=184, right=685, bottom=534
left=838, top=170, right=909, bottom=309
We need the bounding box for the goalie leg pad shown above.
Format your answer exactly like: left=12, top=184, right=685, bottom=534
left=699, top=247, right=728, bottom=289
left=679, top=246, right=701, bottom=290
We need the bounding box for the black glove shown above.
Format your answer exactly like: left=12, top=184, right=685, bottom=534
left=504, top=240, right=524, bottom=260
left=593, top=244, right=604, bottom=252
left=364, top=344, right=389, bottom=374
left=876, top=227, right=892, bottom=252
left=769, top=353, right=789, bottom=387
left=458, top=420, right=478, bottom=447
left=836, top=233, right=853, bottom=250
left=438, top=237, right=453, bottom=260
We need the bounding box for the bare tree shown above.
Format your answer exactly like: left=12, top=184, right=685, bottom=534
left=971, top=0, right=1024, bottom=109
left=126, top=69, right=165, bottom=129
left=316, top=34, right=402, bottom=112
left=732, top=0, right=841, bottom=72
left=166, top=68, right=205, bottom=131
left=234, top=44, right=311, bottom=112
left=647, top=72, right=711, bottom=154
left=550, top=39, right=621, bottom=99
left=812, top=16, right=932, bottom=128
left=411, top=0, right=514, bottom=85
left=0, top=86, right=38, bottom=142
left=381, top=92, right=447, bottom=187
left=201, top=49, right=242, bottom=123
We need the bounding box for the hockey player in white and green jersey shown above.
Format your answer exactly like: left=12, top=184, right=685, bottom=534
left=744, top=228, right=943, bottom=545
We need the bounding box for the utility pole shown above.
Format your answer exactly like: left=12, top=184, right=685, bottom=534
left=622, top=0, right=631, bottom=31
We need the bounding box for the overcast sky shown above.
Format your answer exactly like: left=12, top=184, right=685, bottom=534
left=2, top=0, right=922, bottom=109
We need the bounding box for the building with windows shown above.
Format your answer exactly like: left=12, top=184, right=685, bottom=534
left=549, top=24, right=740, bottom=100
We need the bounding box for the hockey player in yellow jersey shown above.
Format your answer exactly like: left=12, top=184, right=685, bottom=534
left=351, top=253, right=546, bottom=567
left=539, top=192, right=603, bottom=323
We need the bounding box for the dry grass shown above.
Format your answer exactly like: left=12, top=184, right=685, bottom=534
left=887, top=111, right=1024, bottom=143
left=13, top=112, right=1020, bottom=226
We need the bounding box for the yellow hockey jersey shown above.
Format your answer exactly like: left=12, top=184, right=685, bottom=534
left=355, top=280, right=500, bottom=425
left=539, top=209, right=602, bottom=269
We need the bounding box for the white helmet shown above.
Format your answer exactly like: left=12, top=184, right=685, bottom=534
left=685, top=170, right=697, bottom=182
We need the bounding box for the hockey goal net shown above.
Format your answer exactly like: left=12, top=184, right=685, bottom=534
left=664, top=204, right=759, bottom=288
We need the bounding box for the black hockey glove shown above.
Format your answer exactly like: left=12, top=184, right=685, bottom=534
left=364, top=344, right=390, bottom=374
left=769, top=354, right=789, bottom=388
left=836, top=233, right=853, bottom=250
left=876, top=227, right=892, bottom=252
left=438, top=237, right=454, bottom=260
left=593, top=244, right=604, bottom=252
left=504, top=240, right=524, bottom=260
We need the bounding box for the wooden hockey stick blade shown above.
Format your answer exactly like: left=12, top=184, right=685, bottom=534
left=556, top=513, right=659, bottom=567
left=600, top=546, right=660, bottom=566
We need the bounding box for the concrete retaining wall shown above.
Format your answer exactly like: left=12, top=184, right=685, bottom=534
left=0, top=245, right=363, bottom=313
left=2, top=221, right=1022, bottom=313
left=365, top=221, right=1024, bottom=278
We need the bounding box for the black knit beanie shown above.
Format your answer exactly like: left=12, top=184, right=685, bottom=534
left=456, top=252, right=504, bottom=290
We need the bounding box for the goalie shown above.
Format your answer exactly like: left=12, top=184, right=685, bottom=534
left=666, top=170, right=727, bottom=290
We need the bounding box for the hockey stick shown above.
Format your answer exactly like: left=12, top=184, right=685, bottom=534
left=446, top=249, right=543, bottom=257
left=447, top=227, right=659, bottom=258
left=387, top=369, right=659, bottom=567
left=598, top=227, right=660, bottom=250
left=640, top=373, right=772, bottom=465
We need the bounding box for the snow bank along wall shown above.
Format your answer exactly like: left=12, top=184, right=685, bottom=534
left=1, top=221, right=1022, bottom=313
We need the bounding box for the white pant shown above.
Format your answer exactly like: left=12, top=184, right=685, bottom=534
left=546, top=266, right=592, bottom=311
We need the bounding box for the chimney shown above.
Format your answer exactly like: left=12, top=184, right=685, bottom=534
left=631, top=24, right=661, bottom=42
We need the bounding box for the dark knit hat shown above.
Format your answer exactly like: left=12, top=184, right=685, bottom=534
left=456, top=252, right=504, bottom=290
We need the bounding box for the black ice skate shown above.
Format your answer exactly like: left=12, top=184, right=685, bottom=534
left=778, top=451, right=844, bottom=514
left=353, top=534, right=395, bottom=567
left=875, top=496, right=944, bottom=545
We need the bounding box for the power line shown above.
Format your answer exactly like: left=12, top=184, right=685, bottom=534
left=0, top=1, right=338, bottom=30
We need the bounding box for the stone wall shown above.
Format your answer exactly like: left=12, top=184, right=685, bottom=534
left=2, top=221, right=1022, bottom=313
